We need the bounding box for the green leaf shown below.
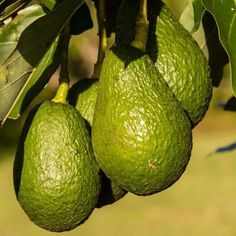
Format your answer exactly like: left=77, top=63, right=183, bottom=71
left=202, top=12, right=229, bottom=87
left=163, top=0, right=189, bottom=18
left=192, top=0, right=205, bottom=32
left=38, top=0, right=59, bottom=10
left=179, top=1, right=208, bottom=57
left=0, top=0, right=30, bottom=23
left=0, top=4, right=45, bottom=65
left=17, top=0, right=84, bottom=66
left=0, top=0, right=84, bottom=123
left=202, top=0, right=236, bottom=95
left=39, top=0, right=92, bottom=36
left=8, top=39, right=61, bottom=120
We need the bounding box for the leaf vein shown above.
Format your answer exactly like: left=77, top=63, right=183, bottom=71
left=0, top=70, right=32, bottom=93
left=228, top=12, right=236, bottom=44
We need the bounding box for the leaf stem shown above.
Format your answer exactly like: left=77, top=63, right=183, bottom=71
left=131, top=0, right=149, bottom=52
left=52, top=24, right=71, bottom=104
left=93, top=0, right=107, bottom=78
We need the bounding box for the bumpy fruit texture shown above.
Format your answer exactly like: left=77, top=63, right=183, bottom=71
left=116, top=0, right=212, bottom=126
left=92, top=46, right=192, bottom=196
left=71, top=78, right=127, bottom=207
left=75, top=78, right=99, bottom=127
left=14, top=101, right=101, bottom=232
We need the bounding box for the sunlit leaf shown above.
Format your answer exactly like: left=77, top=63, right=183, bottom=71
left=0, top=0, right=30, bottom=23
left=17, top=0, right=84, bottom=66
left=0, top=0, right=84, bottom=123
left=38, top=0, right=58, bottom=10
left=202, top=12, right=229, bottom=87
left=164, top=0, right=188, bottom=18
left=8, top=39, right=61, bottom=120
left=179, top=1, right=208, bottom=57
left=0, top=4, right=45, bottom=65
left=192, top=0, right=205, bottom=32
left=202, top=0, right=236, bottom=95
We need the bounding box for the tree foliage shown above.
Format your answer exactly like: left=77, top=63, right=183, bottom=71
left=0, top=0, right=235, bottom=124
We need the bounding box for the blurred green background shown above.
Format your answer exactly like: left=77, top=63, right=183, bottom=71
left=1, top=10, right=236, bottom=234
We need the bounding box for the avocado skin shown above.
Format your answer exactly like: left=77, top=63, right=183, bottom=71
left=14, top=101, right=101, bottom=232
left=92, top=46, right=192, bottom=196
left=69, top=78, right=127, bottom=207
left=116, top=0, right=212, bottom=126
left=72, top=78, right=99, bottom=127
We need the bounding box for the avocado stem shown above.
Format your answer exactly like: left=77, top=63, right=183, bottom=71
left=131, top=0, right=149, bottom=52
left=52, top=24, right=71, bottom=104
left=93, top=0, right=107, bottom=78
left=52, top=82, right=69, bottom=104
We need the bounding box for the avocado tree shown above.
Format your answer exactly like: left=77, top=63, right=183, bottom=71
left=0, top=0, right=235, bottom=232
left=0, top=0, right=234, bottom=124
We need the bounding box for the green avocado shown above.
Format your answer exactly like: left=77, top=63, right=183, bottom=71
left=92, top=46, right=192, bottom=196
left=74, top=78, right=99, bottom=127
left=14, top=101, right=101, bottom=232
left=116, top=0, right=212, bottom=126
left=69, top=78, right=127, bottom=207
left=96, top=171, right=127, bottom=208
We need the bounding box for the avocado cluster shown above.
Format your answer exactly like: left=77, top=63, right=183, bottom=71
left=13, top=0, right=212, bottom=232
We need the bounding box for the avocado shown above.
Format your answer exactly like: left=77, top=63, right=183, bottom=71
left=92, top=46, right=192, bottom=196
left=69, top=78, right=127, bottom=207
left=96, top=171, right=127, bottom=208
left=116, top=0, right=212, bottom=126
left=74, top=78, right=99, bottom=127
left=14, top=101, right=101, bottom=232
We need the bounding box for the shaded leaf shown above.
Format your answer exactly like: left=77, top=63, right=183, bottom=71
left=0, top=4, right=45, bottom=65
left=39, top=0, right=92, bottom=36
left=202, top=12, right=229, bottom=87
left=192, top=0, right=205, bottom=32
left=39, top=0, right=93, bottom=36
left=38, top=0, right=59, bottom=10
left=0, top=0, right=84, bottom=123
left=202, top=0, right=236, bottom=95
left=0, top=51, right=33, bottom=123
left=17, top=0, right=83, bottom=66
left=224, top=96, right=236, bottom=111
left=70, top=3, right=93, bottom=35
left=8, top=39, right=61, bottom=120
left=0, top=0, right=30, bottom=23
